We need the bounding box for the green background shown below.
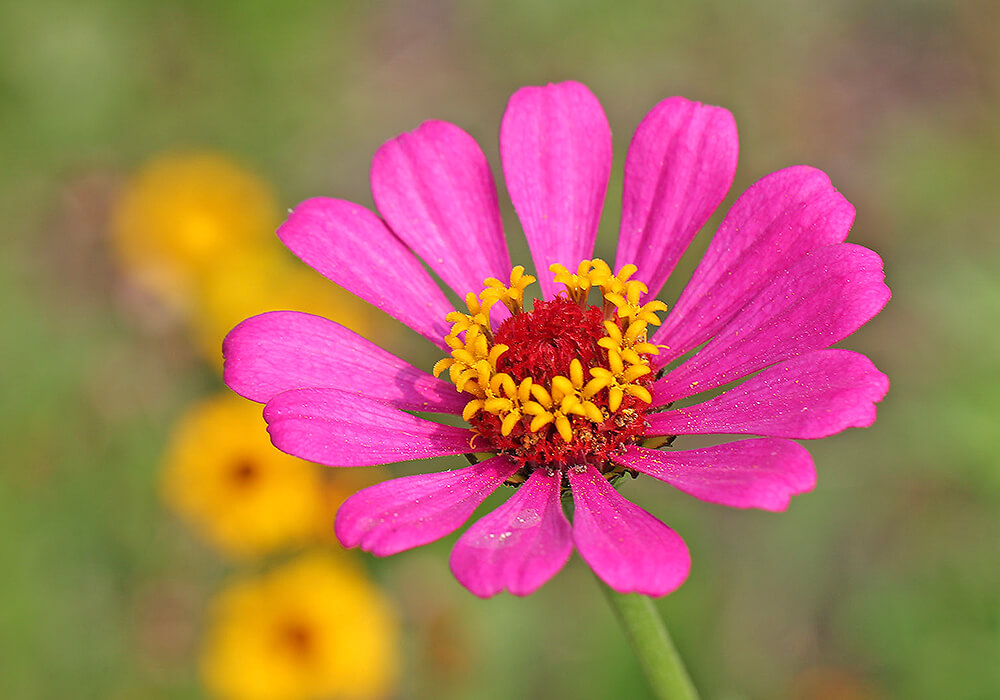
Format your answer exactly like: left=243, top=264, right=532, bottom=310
left=2, top=0, right=998, bottom=698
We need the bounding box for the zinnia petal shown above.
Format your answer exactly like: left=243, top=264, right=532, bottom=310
left=371, top=120, right=512, bottom=300
left=646, top=349, right=889, bottom=439
left=449, top=469, right=571, bottom=598
left=613, top=440, right=816, bottom=512
left=335, top=456, right=520, bottom=556
left=569, top=465, right=690, bottom=596
left=263, top=388, right=475, bottom=467
left=615, top=97, right=738, bottom=299
left=224, top=311, right=467, bottom=413
left=277, top=197, right=454, bottom=348
left=500, top=81, right=612, bottom=300
left=652, top=166, right=855, bottom=365
left=652, top=243, right=890, bottom=405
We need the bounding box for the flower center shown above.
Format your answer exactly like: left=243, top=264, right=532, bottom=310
left=228, top=457, right=260, bottom=488
left=276, top=619, right=316, bottom=660
left=434, top=260, right=667, bottom=477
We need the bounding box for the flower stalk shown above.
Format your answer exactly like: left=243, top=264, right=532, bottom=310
left=598, top=578, right=700, bottom=700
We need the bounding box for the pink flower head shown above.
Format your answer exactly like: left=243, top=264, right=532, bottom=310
left=224, top=81, right=890, bottom=598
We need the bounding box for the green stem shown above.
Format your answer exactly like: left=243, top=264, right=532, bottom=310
left=598, top=578, right=700, bottom=700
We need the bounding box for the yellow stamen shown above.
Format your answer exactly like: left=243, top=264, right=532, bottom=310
left=484, top=397, right=513, bottom=414
left=624, top=384, right=653, bottom=403
left=432, top=358, right=454, bottom=378
left=517, top=378, right=533, bottom=403
left=621, top=348, right=642, bottom=366
left=583, top=374, right=611, bottom=398
left=530, top=413, right=554, bottom=432
left=435, top=257, right=667, bottom=447
left=462, top=400, right=485, bottom=421
left=622, top=364, right=652, bottom=383
left=451, top=348, right=476, bottom=366
left=609, top=387, right=624, bottom=413
left=490, top=372, right=516, bottom=398
left=555, top=415, right=573, bottom=442
left=488, top=344, right=509, bottom=367
left=529, top=384, right=553, bottom=409
left=550, top=375, right=575, bottom=402
left=521, top=401, right=548, bottom=416
left=582, top=401, right=605, bottom=423
left=484, top=265, right=536, bottom=314
left=501, top=410, right=522, bottom=436
left=608, top=348, right=625, bottom=376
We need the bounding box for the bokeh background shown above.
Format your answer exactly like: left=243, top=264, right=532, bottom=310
left=2, top=1, right=998, bottom=698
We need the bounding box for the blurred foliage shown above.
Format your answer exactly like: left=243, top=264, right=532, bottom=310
left=1, top=0, right=999, bottom=698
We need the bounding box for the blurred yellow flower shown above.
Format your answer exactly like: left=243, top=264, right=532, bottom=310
left=111, top=150, right=373, bottom=367
left=162, top=394, right=327, bottom=558
left=202, top=553, right=399, bottom=700
left=111, top=151, right=278, bottom=312
left=311, top=468, right=389, bottom=548
left=193, top=248, right=371, bottom=368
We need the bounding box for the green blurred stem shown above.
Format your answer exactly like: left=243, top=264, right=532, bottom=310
left=598, top=579, right=700, bottom=700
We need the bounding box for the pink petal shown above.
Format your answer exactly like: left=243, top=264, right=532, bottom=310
left=646, top=349, right=889, bottom=439
left=224, top=311, right=466, bottom=413
left=371, top=120, right=512, bottom=302
left=615, top=97, right=738, bottom=299
left=652, top=166, right=856, bottom=365
left=263, top=388, right=475, bottom=467
left=277, top=197, right=454, bottom=349
left=500, top=81, right=612, bottom=299
left=613, top=441, right=816, bottom=512
left=335, top=455, right=520, bottom=556
left=449, top=469, right=571, bottom=598
left=652, top=243, right=890, bottom=405
left=569, top=465, right=690, bottom=596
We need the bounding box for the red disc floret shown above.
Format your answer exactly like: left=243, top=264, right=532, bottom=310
left=470, top=296, right=655, bottom=472
left=493, top=298, right=606, bottom=385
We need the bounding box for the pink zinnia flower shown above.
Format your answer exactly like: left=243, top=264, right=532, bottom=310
left=224, top=81, right=889, bottom=598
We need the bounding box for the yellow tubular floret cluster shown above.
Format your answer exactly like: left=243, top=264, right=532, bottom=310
left=434, top=260, right=666, bottom=443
